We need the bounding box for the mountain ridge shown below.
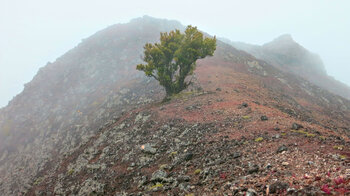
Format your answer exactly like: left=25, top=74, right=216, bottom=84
left=0, top=16, right=349, bottom=195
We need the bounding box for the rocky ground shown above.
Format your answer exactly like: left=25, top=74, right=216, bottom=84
left=27, top=62, right=350, bottom=195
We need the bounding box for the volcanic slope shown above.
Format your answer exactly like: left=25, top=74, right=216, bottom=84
left=0, top=16, right=181, bottom=195
left=1, top=16, right=350, bottom=195
left=25, top=22, right=350, bottom=195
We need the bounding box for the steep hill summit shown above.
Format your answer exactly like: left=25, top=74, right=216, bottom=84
left=0, top=16, right=350, bottom=195
left=226, top=35, right=350, bottom=100
left=262, top=34, right=326, bottom=75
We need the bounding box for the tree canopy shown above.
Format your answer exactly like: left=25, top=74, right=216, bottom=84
left=137, top=25, right=216, bottom=97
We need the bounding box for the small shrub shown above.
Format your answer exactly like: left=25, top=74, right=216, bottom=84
left=242, top=115, right=251, bottom=119
left=333, top=145, right=344, bottom=150
left=159, top=164, right=168, bottom=170
left=255, top=137, right=263, bottom=142
left=67, top=169, right=74, bottom=175
left=149, top=183, right=163, bottom=190
left=194, top=169, right=202, bottom=175
left=169, top=151, right=178, bottom=157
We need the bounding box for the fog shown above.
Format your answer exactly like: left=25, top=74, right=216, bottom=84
left=1, top=0, right=349, bottom=108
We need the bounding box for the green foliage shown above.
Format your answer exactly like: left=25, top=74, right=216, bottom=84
left=194, top=169, right=202, bottom=175
left=67, top=169, right=75, bottom=175
left=137, top=25, right=216, bottom=97
left=254, top=137, right=263, bottom=142
left=291, top=129, right=316, bottom=137
left=33, top=177, right=43, bottom=185
left=149, top=183, right=164, bottom=190
left=333, top=145, right=344, bottom=150
left=242, top=115, right=251, bottom=119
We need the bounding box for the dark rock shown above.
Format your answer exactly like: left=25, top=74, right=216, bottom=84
left=248, top=164, right=259, bottom=174
left=151, top=170, right=168, bottom=182
left=177, top=175, right=190, bottom=183
left=276, top=145, right=288, bottom=153
left=178, top=182, right=190, bottom=191
left=274, top=127, right=280, bottom=131
left=216, top=88, right=222, bottom=91
left=183, top=153, right=193, bottom=161
left=232, top=152, right=241, bottom=159
left=217, top=98, right=224, bottom=102
left=265, top=163, right=272, bottom=170
left=261, top=115, right=268, bottom=121
left=273, top=134, right=280, bottom=139
left=269, top=181, right=289, bottom=193
left=242, top=103, right=248, bottom=107
left=292, top=123, right=303, bottom=130
left=252, top=101, right=260, bottom=105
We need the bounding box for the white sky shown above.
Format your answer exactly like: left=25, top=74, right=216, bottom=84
left=1, top=0, right=349, bottom=107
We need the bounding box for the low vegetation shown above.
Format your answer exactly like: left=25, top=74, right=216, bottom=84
left=137, top=25, right=216, bottom=97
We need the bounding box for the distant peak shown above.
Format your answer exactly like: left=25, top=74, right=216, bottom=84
left=272, top=34, right=294, bottom=43
left=129, top=15, right=182, bottom=25
left=262, top=34, right=296, bottom=48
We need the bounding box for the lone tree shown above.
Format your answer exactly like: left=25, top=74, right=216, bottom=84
left=137, top=25, right=216, bottom=97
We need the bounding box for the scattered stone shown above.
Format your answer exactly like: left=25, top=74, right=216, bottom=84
left=151, top=170, right=168, bottom=182
left=177, top=175, right=190, bottom=183
left=260, top=115, right=268, bottom=121
left=346, top=169, right=350, bottom=176
left=269, top=181, right=289, bottom=194
left=286, top=188, right=297, bottom=194
left=216, top=88, right=222, bottom=91
left=248, top=164, right=259, bottom=174
left=138, top=176, right=147, bottom=188
left=276, top=145, right=288, bottom=153
left=183, top=152, right=193, bottom=161
left=241, top=103, right=248, bottom=107
left=246, top=188, right=257, bottom=196
left=292, top=123, right=303, bottom=130
left=282, top=162, right=289, bottom=166
left=265, top=163, right=272, bottom=170
left=232, top=152, right=241, bottom=159
left=141, top=143, right=157, bottom=155
left=216, top=98, right=224, bottom=102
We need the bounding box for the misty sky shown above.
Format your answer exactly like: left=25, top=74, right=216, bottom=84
left=1, top=0, right=349, bottom=108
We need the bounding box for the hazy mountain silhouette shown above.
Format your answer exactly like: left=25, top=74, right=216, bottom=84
left=223, top=35, right=350, bottom=99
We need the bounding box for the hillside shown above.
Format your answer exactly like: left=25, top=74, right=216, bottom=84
left=0, top=16, right=350, bottom=195
left=0, top=15, right=180, bottom=194
left=223, top=35, right=350, bottom=100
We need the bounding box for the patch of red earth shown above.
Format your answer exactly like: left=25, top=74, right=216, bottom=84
left=111, top=162, right=129, bottom=173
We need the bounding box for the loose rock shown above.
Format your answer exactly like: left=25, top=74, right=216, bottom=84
left=260, top=115, right=268, bottom=121
left=277, top=145, right=288, bottom=153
